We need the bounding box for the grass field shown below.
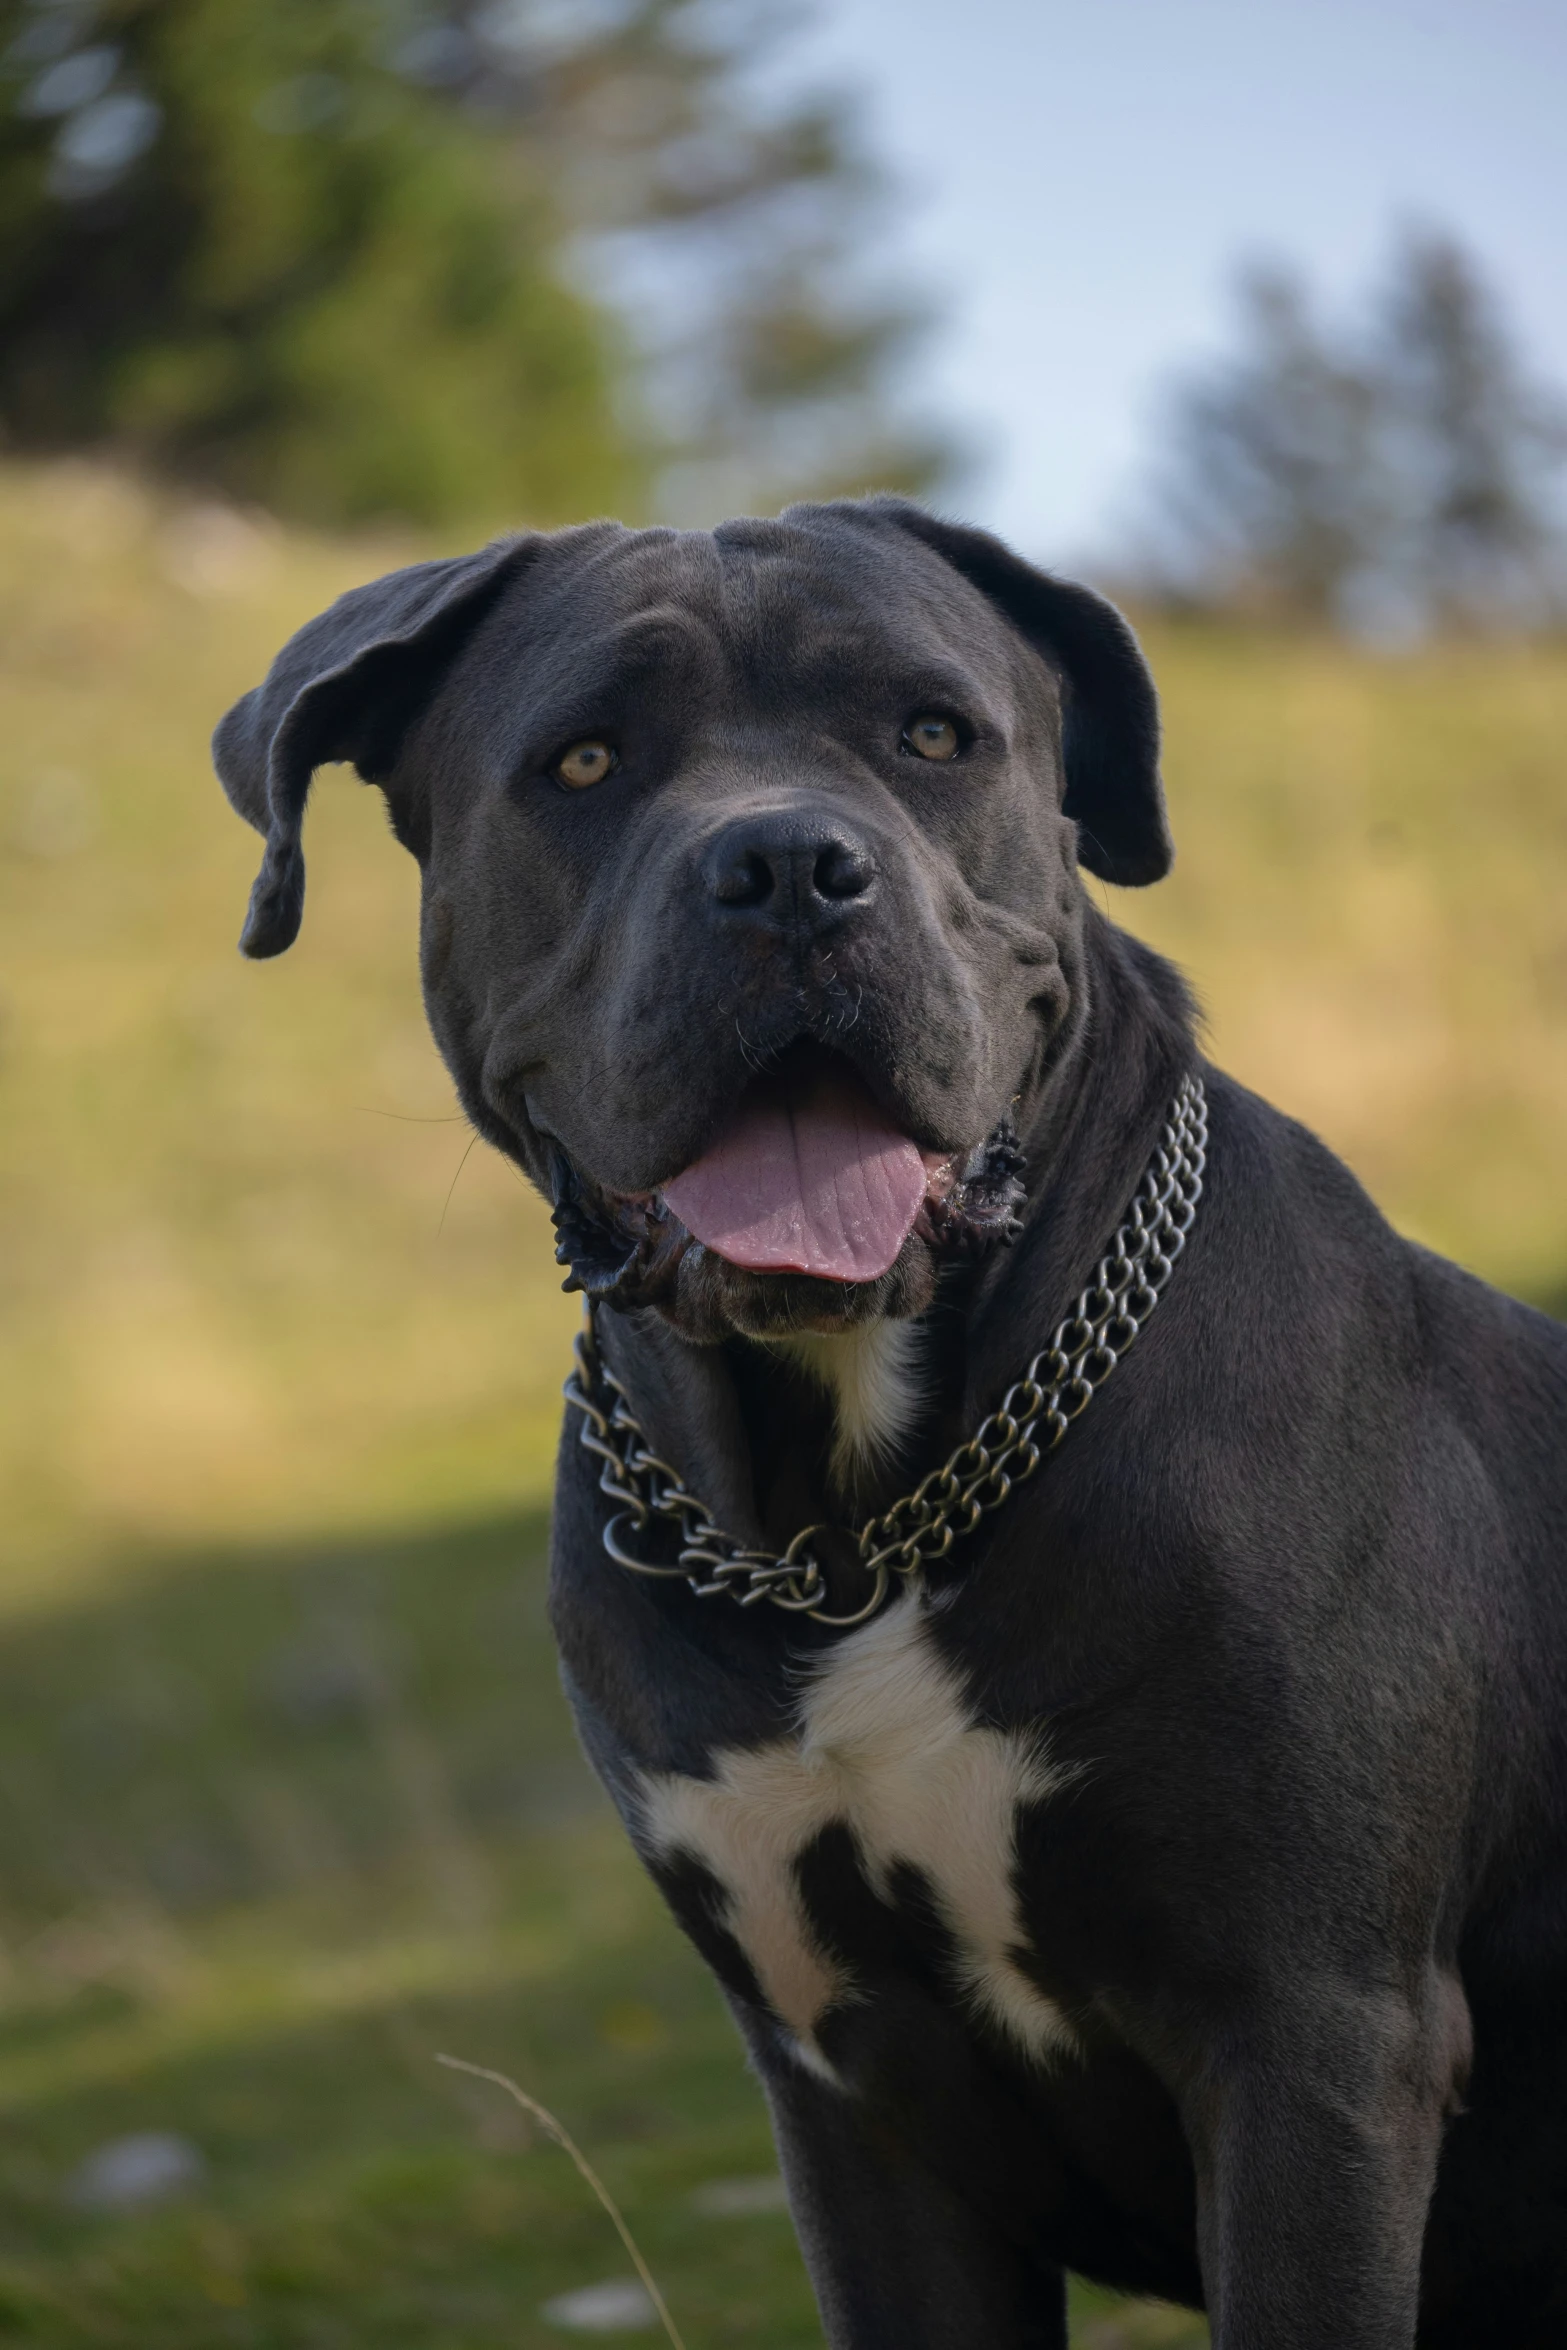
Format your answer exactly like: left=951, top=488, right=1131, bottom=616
left=0, top=458, right=1563, bottom=2344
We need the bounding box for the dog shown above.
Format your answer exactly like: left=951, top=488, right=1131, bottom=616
left=214, top=498, right=1567, bottom=2348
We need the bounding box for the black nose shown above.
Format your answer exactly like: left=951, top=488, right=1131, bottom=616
left=704, top=810, right=877, bottom=926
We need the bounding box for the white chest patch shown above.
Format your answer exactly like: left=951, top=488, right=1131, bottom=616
left=636, top=1594, right=1074, bottom=2079
left=765, top=1320, right=925, bottom=1481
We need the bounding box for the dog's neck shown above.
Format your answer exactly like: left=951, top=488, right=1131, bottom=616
left=599, top=910, right=1198, bottom=1551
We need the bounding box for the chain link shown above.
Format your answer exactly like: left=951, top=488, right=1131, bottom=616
left=563, top=1073, right=1207, bottom=1630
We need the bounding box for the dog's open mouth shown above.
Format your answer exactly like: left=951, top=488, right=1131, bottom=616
left=660, top=1055, right=946, bottom=1283
left=548, top=1048, right=1025, bottom=1319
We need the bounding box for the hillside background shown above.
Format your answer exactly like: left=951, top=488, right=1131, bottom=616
left=1, top=0, right=1564, bottom=2343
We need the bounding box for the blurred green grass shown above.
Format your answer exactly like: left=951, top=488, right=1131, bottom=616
left=0, top=456, right=1563, bottom=2343
left=0, top=1511, right=1198, bottom=2346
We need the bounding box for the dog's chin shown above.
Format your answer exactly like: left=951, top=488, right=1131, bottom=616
left=659, top=1235, right=938, bottom=1345
left=546, top=1120, right=1027, bottom=1345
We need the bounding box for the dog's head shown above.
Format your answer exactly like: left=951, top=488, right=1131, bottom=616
left=214, top=498, right=1171, bottom=1342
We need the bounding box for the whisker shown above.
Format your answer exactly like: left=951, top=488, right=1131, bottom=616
left=357, top=1107, right=467, bottom=1123
left=436, top=1131, right=481, bottom=1236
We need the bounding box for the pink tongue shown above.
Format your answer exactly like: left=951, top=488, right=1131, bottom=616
left=661, top=1065, right=926, bottom=1282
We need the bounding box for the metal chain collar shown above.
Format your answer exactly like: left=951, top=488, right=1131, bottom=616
left=563, top=1073, right=1208, bottom=1631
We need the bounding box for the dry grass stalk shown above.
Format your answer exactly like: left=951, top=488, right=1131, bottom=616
left=435, top=2052, right=688, bottom=2350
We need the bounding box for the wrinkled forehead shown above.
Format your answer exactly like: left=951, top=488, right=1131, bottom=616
left=487, top=514, right=1052, bottom=720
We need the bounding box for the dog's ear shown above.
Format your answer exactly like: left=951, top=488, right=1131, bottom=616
left=212, top=536, right=533, bottom=957
left=863, top=500, right=1172, bottom=887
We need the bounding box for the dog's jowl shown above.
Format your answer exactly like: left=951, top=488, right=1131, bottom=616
left=214, top=498, right=1567, bottom=2349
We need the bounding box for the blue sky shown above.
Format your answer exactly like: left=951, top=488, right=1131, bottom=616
left=789, top=0, right=1567, bottom=565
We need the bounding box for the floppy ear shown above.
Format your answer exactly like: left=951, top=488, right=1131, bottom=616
left=864, top=499, right=1173, bottom=887
left=212, top=535, right=534, bottom=956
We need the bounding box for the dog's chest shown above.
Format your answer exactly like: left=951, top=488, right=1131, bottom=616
left=636, top=1594, right=1074, bottom=2074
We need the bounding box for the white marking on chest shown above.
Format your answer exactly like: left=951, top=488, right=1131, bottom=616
left=637, top=1594, right=1074, bottom=2077
left=765, top=1320, right=925, bottom=1481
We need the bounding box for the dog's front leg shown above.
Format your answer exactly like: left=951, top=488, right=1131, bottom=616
left=746, top=2024, right=1069, bottom=2350
left=1183, top=1992, right=1459, bottom=2349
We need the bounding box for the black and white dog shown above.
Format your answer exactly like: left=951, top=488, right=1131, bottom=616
left=214, top=500, right=1567, bottom=2349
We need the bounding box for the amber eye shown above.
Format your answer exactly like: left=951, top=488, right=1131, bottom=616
left=902, top=714, right=960, bottom=762
left=555, top=739, right=616, bottom=789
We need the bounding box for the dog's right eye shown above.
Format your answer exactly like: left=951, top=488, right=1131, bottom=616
left=902, top=714, right=961, bottom=762
left=554, top=740, right=617, bottom=789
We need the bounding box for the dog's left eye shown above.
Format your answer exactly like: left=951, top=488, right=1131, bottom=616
left=555, top=739, right=617, bottom=789
left=902, top=714, right=961, bottom=762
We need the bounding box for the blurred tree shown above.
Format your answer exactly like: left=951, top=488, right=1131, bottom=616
left=376, top=0, right=947, bottom=519
left=0, top=0, right=638, bottom=527
left=1372, top=230, right=1567, bottom=631
left=0, top=0, right=944, bottom=529
left=1144, top=228, right=1567, bottom=633
left=1149, top=263, right=1382, bottom=623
